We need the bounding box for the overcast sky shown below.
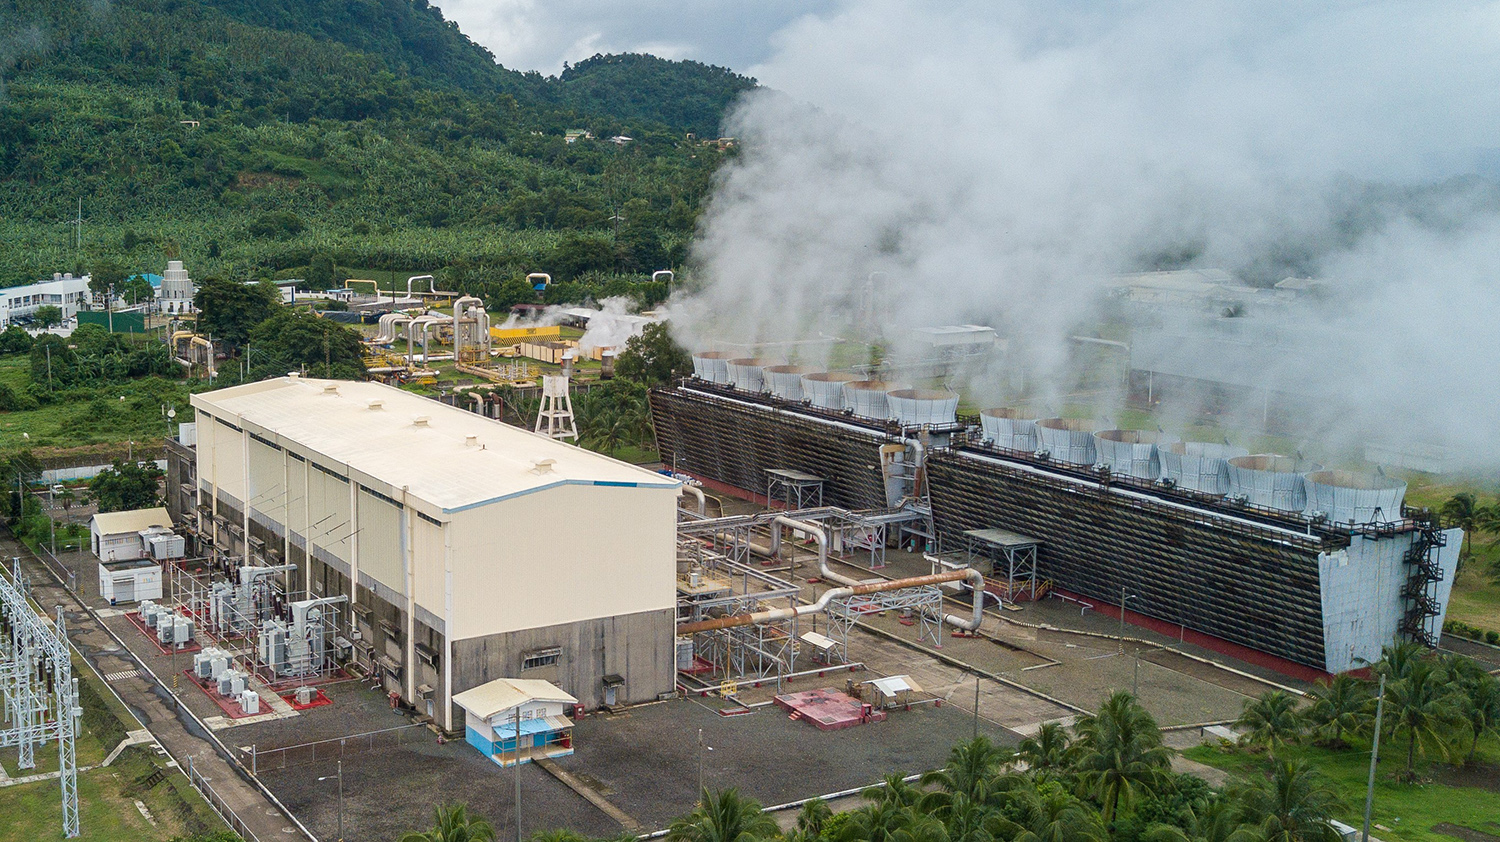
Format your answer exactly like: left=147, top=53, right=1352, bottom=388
left=430, top=0, right=830, bottom=76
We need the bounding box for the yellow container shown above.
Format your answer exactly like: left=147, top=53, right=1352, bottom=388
left=491, top=325, right=562, bottom=343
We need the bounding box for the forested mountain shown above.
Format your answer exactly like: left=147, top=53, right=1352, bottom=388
left=0, top=0, right=755, bottom=302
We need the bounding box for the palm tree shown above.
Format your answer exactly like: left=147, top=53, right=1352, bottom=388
left=864, top=773, right=924, bottom=809
left=1235, top=691, right=1304, bottom=756
left=1453, top=670, right=1500, bottom=766
left=400, top=803, right=497, bottom=842
left=1071, top=692, right=1171, bottom=823
left=667, top=789, right=778, bottom=842
left=1383, top=658, right=1462, bottom=779
left=528, top=832, right=590, bottom=842
left=1303, top=675, right=1370, bottom=749
left=1371, top=641, right=1427, bottom=682
left=1140, top=795, right=1240, bottom=842
left=888, top=815, right=953, bottom=842
left=793, top=798, right=832, bottom=839
left=1016, top=722, right=1075, bottom=781
left=836, top=799, right=915, bottom=842
left=1440, top=493, right=1482, bottom=562
left=921, top=736, right=1012, bottom=802
left=995, top=782, right=1107, bottom=842
left=1231, top=759, right=1343, bottom=842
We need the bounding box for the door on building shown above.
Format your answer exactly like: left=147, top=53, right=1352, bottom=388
left=114, top=576, right=135, bottom=603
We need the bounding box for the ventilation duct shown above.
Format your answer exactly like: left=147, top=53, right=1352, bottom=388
left=800, top=372, right=860, bottom=409
left=1093, top=429, right=1180, bottom=480
left=691, top=351, right=732, bottom=384
left=979, top=408, right=1037, bottom=452
left=1160, top=442, right=1249, bottom=495
left=1226, top=455, right=1321, bottom=512
left=1035, top=418, right=1105, bottom=466
left=1303, top=470, right=1406, bottom=525
left=886, top=389, right=959, bottom=427
left=764, top=365, right=813, bottom=400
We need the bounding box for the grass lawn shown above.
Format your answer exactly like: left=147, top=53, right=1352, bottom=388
left=1185, top=734, right=1500, bottom=842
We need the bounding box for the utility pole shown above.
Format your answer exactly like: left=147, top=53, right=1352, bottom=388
left=337, top=759, right=344, bottom=842
left=514, top=706, right=522, bottom=842
left=1118, top=586, right=1136, bottom=654
left=1362, top=675, right=1387, bottom=842
left=972, top=675, right=980, bottom=739
left=697, top=727, right=705, bottom=797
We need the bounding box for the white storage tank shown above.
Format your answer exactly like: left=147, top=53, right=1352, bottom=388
left=844, top=380, right=902, bottom=419
left=1093, top=430, right=1180, bottom=480
left=690, top=351, right=731, bottom=383
left=1035, top=418, right=1105, bottom=466
left=1160, top=442, right=1249, bottom=495
left=801, top=372, right=860, bottom=410
left=764, top=365, right=813, bottom=400
left=886, top=389, right=960, bottom=427
left=1226, top=455, right=1320, bottom=512
left=725, top=358, right=772, bottom=392
left=979, top=408, right=1038, bottom=452
left=1303, top=470, right=1407, bottom=525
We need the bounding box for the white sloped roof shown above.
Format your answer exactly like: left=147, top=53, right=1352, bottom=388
left=452, top=678, right=578, bottom=720
left=90, top=507, right=172, bottom=536
left=191, top=376, right=678, bottom=513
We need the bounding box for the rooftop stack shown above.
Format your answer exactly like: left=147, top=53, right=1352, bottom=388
left=885, top=389, right=959, bottom=427
left=843, top=380, right=902, bottom=419
left=801, top=372, right=860, bottom=409
left=691, top=352, right=732, bottom=384
left=1093, top=429, right=1180, bottom=479
left=725, top=358, right=772, bottom=392
left=1160, top=442, right=1249, bottom=495
left=1303, top=470, right=1407, bottom=524
left=1035, top=418, right=1105, bottom=466
left=1226, top=455, right=1320, bottom=511
left=979, top=408, right=1038, bottom=452
left=764, top=365, right=813, bottom=400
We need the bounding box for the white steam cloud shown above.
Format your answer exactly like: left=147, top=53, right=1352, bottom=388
left=673, top=0, right=1500, bottom=464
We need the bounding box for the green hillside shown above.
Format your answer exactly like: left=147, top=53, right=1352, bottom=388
left=0, top=0, right=755, bottom=303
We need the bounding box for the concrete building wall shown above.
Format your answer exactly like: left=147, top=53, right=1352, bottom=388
left=450, top=607, right=675, bottom=721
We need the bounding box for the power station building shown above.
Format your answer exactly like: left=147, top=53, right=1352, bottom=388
left=650, top=376, right=1462, bottom=679
left=180, top=376, right=680, bottom=731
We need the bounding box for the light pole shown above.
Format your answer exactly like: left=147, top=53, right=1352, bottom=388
left=1118, top=586, right=1137, bottom=654
left=317, top=760, right=344, bottom=841
left=696, top=728, right=713, bottom=800
left=1362, top=675, right=1386, bottom=842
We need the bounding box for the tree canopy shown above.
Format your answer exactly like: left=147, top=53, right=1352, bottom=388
left=194, top=277, right=280, bottom=348
left=89, top=459, right=164, bottom=513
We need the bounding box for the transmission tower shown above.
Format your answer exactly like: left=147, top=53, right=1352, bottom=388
left=1, top=559, right=81, bottom=837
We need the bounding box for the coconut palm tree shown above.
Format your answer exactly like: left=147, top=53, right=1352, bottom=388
left=792, top=798, right=832, bottom=840
left=1016, top=722, right=1075, bottom=782
left=1440, top=493, right=1483, bottom=562
left=864, top=773, right=924, bottom=809
left=1371, top=641, right=1427, bottom=682
left=527, top=832, right=589, bottom=842
left=667, top=789, right=778, bottom=842
left=1235, top=691, right=1304, bottom=756
left=1453, top=669, right=1500, bottom=766
left=921, top=736, right=1012, bottom=802
left=1230, top=759, right=1343, bottom=842
left=1140, top=796, right=1241, bottom=842
left=994, top=782, right=1107, bottom=842
left=1383, top=658, right=1463, bottom=779
left=1071, top=692, right=1171, bottom=823
left=1303, top=675, right=1370, bottom=749
left=837, top=799, right=915, bottom=842
left=399, top=803, right=497, bottom=842
left=888, top=815, right=953, bottom=842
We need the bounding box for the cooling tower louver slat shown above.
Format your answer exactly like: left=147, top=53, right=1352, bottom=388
left=843, top=380, right=903, bottom=420
left=1160, top=442, right=1249, bottom=495
left=1226, top=455, right=1321, bottom=512
left=801, top=372, right=860, bottom=410
left=691, top=352, right=732, bottom=384
left=1035, top=418, right=1106, bottom=466
left=1303, top=470, right=1407, bottom=526
left=886, top=389, right=960, bottom=427
left=764, top=365, right=814, bottom=400
left=979, top=409, right=1038, bottom=453
left=1093, top=430, right=1181, bottom=480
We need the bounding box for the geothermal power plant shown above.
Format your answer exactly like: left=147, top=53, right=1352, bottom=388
left=651, top=353, right=1463, bottom=676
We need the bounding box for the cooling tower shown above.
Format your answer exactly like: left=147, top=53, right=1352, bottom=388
left=1092, top=430, right=1181, bottom=480
left=844, top=380, right=902, bottom=419
left=764, top=365, right=813, bottom=400
left=1303, top=470, right=1407, bottom=524
left=1160, top=442, right=1250, bottom=495
left=725, top=358, right=771, bottom=392
left=1227, top=455, right=1320, bottom=512
left=979, top=408, right=1038, bottom=452
left=886, top=389, right=960, bottom=427
left=691, top=351, right=731, bottom=384
left=1035, top=418, right=1106, bottom=466
left=801, top=372, right=860, bottom=409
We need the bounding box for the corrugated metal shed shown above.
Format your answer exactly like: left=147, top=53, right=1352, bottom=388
left=90, top=507, right=172, bottom=536
left=452, top=678, right=578, bottom=720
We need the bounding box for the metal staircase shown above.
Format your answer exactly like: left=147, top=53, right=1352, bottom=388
left=1399, top=514, right=1447, bottom=648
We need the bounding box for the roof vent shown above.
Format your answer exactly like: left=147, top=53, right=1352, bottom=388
left=287, top=372, right=301, bottom=380
left=530, top=458, right=556, bottom=474
left=367, top=400, right=384, bottom=410
left=322, top=384, right=339, bottom=395
left=464, top=435, right=479, bottom=447
left=412, top=415, right=430, bottom=427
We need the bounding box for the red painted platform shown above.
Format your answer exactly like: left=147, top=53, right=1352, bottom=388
left=126, top=612, right=202, bottom=656
left=181, top=670, right=271, bottom=719
left=773, top=688, right=885, bottom=730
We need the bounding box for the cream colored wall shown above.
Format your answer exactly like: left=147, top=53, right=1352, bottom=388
left=447, top=483, right=676, bottom=641
left=286, top=457, right=307, bottom=536
left=306, top=466, right=351, bottom=562
left=358, top=489, right=403, bottom=594
left=208, top=419, right=246, bottom=504
left=412, top=517, right=446, bottom=624
left=248, top=439, right=283, bottom=521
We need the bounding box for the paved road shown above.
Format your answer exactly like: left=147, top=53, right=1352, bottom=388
left=2, top=530, right=313, bottom=842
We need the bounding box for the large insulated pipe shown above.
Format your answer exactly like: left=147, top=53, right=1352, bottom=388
left=760, top=514, right=985, bottom=631
left=675, top=568, right=986, bottom=634
left=679, top=485, right=706, bottom=516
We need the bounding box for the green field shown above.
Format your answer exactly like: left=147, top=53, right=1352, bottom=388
left=1185, top=736, right=1500, bottom=842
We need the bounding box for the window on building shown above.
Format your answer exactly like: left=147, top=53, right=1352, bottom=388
left=521, top=647, right=560, bottom=671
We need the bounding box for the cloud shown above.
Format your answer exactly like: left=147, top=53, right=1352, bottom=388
left=673, top=0, right=1500, bottom=460
left=430, top=0, right=831, bottom=74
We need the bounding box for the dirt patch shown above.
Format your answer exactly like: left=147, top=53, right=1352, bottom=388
left=1434, top=761, right=1500, bottom=794
left=1433, top=822, right=1500, bottom=842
